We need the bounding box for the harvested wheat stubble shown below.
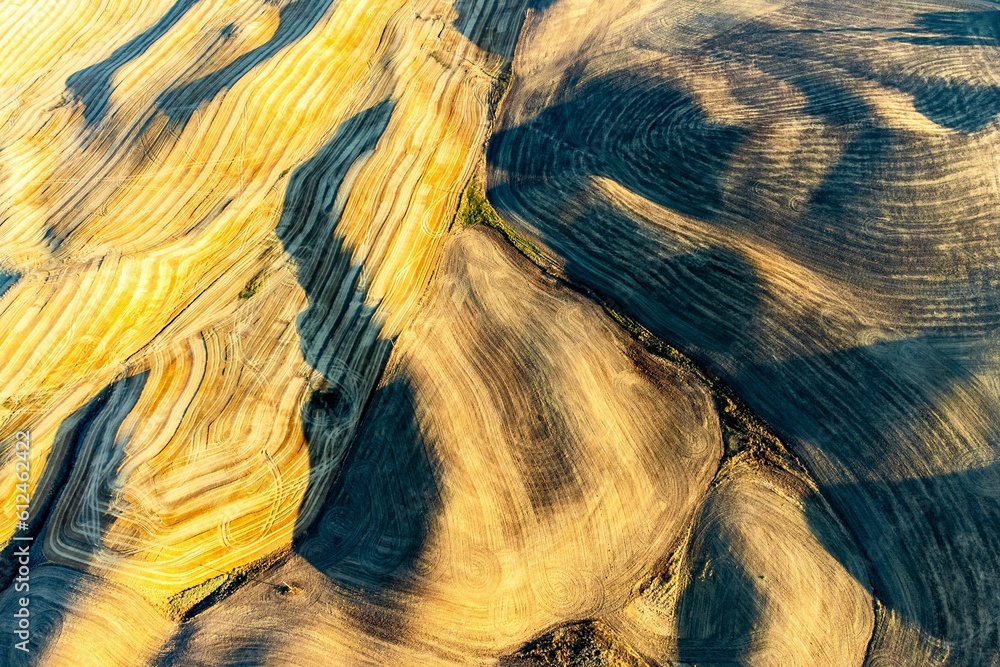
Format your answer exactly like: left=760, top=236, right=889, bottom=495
left=488, top=0, right=1000, bottom=663
left=619, top=453, right=874, bottom=666
left=0, top=0, right=527, bottom=656
left=0, top=0, right=996, bottom=663
left=0, top=564, right=175, bottom=667
left=159, top=226, right=722, bottom=664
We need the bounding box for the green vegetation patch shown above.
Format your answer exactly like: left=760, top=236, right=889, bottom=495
left=238, top=271, right=268, bottom=300
left=165, top=571, right=230, bottom=620
left=457, top=178, right=545, bottom=265
left=165, top=551, right=288, bottom=621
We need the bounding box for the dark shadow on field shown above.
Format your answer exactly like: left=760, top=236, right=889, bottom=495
left=275, top=98, right=394, bottom=383
left=275, top=98, right=395, bottom=537
left=155, top=380, right=441, bottom=661
left=37, top=371, right=149, bottom=556
left=0, top=567, right=95, bottom=666
left=673, top=520, right=762, bottom=664
left=154, top=98, right=419, bottom=661
left=756, top=9, right=1000, bottom=49
left=550, top=198, right=762, bottom=363
left=47, top=0, right=338, bottom=252
left=723, top=15, right=1000, bottom=132
left=0, top=371, right=148, bottom=661
left=0, top=272, right=18, bottom=300
left=452, top=0, right=546, bottom=59
left=0, top=372, right=148, bottom=590
left=296, top=377, right=441, bottom=636
left=156, top=0, right=337, bottom=131
left=804, top=463, right=1000, bottom=662
left=271, top=98, right=440, bottom=634
left=488, top=72, right=747, bottom=223
left=498, top=529, right=764, bottom=665
left=130, top=99, right=406, bottom=665
left=763, top=335, right=1000, bottom=653
left=66, top=0, right=201, bottom=126
left=486, top=31, right=1000, bottom=654
left=487, top=73, right=760, bottom=361
left=898, top=9, right=1000, bottom=48
left=908, top=80, right=1000, bottom=134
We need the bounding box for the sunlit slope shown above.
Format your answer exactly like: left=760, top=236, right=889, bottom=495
left=156, top=226, right=723, bottom=665
left=487, top=0, right=1000, bottom=662
left=0, top=565, right=174, bottom=667
left=0, top=0, right=523, bottom=622
left=0, top=0, right=995, bottom=663
left=611, top=449, right=873, bottom=666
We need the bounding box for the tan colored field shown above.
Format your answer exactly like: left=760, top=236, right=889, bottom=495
left=0, top=0, right=998, bottom=664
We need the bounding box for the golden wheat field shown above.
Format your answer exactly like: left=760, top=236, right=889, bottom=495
left=0, top=0, right=997, bottom=664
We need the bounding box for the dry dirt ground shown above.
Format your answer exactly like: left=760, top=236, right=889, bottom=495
left=0, top=0, right=998, bottom=664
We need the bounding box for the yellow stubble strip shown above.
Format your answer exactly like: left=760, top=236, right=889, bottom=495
left=0, top=0, right=506, bottom=606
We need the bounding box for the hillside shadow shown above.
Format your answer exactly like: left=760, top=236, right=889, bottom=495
left=487, top=72, right=760, bottom=362
left=295, top=377, right=441, bottom=637
left=0, top=566, right=108, bottom=666
left=269, top=98, right=440, bottom=631
left=557, top=201, right=762, bottom=363
left=727, top=17, right=1000, bottom=132
left=756, top=9, right=1000, bottom=49
left=804, top=461, right=1000, bottom=659
left=155, top=379, right=441, bottom=661
left=66, top=0, right=201, bottom=126
left=489, top=72, right=747, bottom=223
left=756, top=335, right=1000, bottom=652
left=497, top=534, right=763, bottom=666
left=0, top=372, right=148, bottom=590
left=149, top=97, right=420, bottom=658
left=274, top=99, right=395, bottom=537
left=673, top=527, right=762, bottom=664
left=908, top=80, right=1000, bottom=134
left=48, top=0, right=339, bottom=254
left=452, top=0, right=546, bottom=59
left=486, top=70, right=760, bottom=362
left=897, top=9, right=1000, bottom=47
left=275, top=98, right=393, bottom=374
left=486, top=30, right=1000, bottom=652
left=0, top=272, right=18, bottom=300
left=156, top=0, right=337, bottom=131
left=0, top=371, right=148, bottom=661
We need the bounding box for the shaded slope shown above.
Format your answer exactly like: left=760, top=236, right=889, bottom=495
left=487, top=0, right=1000, bottom=661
